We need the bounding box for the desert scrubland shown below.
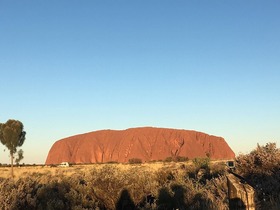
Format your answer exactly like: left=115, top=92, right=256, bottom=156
left=1, top=143, right=280, bottom=210
left=0, top=160, right=230, bottom=210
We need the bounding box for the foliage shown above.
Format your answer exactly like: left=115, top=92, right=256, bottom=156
left=15, top=149, right=24, bottom=165
left=236, top=142, right=280, bottom=176
left=175, top=156, right=189, bottom=162
left=235, top=142, right=280, bottom=209
left=2, top=142, right=280, bottom=209
left=192, top=157, right=210, bottom=170
left=0, top=119, right=26, bottom=154
left=128, top=158, right=142, bottom=164
left=0, top=164, right=229, bottom=210
left=164, top=156, right=189, bottom=162
left=0, top=119, right=26, bottom=177
left=164, top=156, right=173, bottom=162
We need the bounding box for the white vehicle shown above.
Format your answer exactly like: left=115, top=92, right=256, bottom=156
left=59, top=162, right=70, bottom=167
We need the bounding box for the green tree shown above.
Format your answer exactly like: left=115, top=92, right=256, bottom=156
left=15, top=149, right=24, bottom=165
left=0, top=119, right=26, bottom=177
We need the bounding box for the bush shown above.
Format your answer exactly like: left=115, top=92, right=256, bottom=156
left=164, top=156, right=188, bottom=162
left=192, top=157, right=210, bottom=170
left=236, top=142, right=280, bottom=209
left=105, top=161, right=118, bottom=164
left=128, top=158, right=142, bottom=164
left=0, top=162, right=230, bottom=209
left=164, top=156, right=173, bottom=162
left=175, top=156, right=189, bottom=162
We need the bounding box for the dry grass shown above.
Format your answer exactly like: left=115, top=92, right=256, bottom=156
left=0, top=161, right=192, bottom=180
left=0, top=160, right=230, bottom=210
left=2, top=143, right=280, bottom=209
left=0, top=165, right=76, bottom=179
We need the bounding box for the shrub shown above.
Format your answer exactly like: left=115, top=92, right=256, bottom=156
left=175, top=156, right=189, bottom=162
left=236, top=142, right=280, bottom=209
left=164, top=156, right=173, bottom=162
left=105, top=161, right=118, bottom=164
left=128, top=158, right=142, bottom=164
left=192, top=157, right=210, bottom=170
left=210, top=162, right=227, bottom=178
left=164, top=156, right=188, bottom=162
left=0, top=161, right=230, bottom=210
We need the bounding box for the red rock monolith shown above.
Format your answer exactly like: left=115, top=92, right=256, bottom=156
left=45, top=127, right=235, bottom=164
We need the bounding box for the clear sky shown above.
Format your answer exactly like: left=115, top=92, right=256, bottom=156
left=0, top=0, right=279, bottom=164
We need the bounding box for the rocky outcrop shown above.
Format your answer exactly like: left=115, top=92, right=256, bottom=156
left=45, top=127, right=235, bottom=164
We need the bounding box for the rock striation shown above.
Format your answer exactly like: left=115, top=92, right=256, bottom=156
left=45, top=127, right=235, bottom=164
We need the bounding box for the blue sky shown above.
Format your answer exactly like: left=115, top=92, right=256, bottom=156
left=0, top=1, right=279, bottom=164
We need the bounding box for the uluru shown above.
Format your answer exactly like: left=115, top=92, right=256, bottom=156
left=45, top=127, right=235, bottom=164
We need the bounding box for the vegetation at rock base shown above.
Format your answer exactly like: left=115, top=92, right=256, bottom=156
left=0, top=142, right=280, bottom=209
left=164, top=156, right=189, bottom=162
left=128, top=158, right=143, bottom=164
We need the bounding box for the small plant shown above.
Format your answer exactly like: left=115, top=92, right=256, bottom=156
left=128, top=158, right=142, bottom=164
left=164, top=156, right=188, bottom=162
left=236, top=142, right=280, bottom=209
left=105, top=161, right=118, bottom=164
left=192, top=157, right=210, bottom=170
left=175, top=156, right=188, bottom=162
left=164, top=157, right=173, bottom=162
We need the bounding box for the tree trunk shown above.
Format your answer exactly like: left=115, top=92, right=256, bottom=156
left=10, top=151, right=14, bottom=178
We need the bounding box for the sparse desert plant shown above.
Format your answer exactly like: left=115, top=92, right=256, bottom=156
left=236, top=142, right=280, bottom=209
left=128, top=158, right=142, bottom=164
left=164, top=156, right=188, bottom=162
left=192, top=157, right=210, bottom=170
left=175, top=156, right=189, bottom=162
left=210, top=162, right=227, bottom=177
left=164, top=156, right=174, bottom=162
left=86, top=165, right=127, bottom=209
left=0, top=160, right=230, bottom=210
left=4, top=143, right=280, bottom=209
left=15, top=149, right=24, bottom=165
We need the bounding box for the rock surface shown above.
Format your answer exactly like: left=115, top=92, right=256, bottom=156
left=45, top=127, right=235, bottom=164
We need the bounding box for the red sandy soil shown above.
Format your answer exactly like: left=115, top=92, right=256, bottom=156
left=45, top=127, right=235, bottom=164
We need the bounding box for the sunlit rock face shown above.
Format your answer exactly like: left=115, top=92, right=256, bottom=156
left=45, top=127, right=235, bottom=164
